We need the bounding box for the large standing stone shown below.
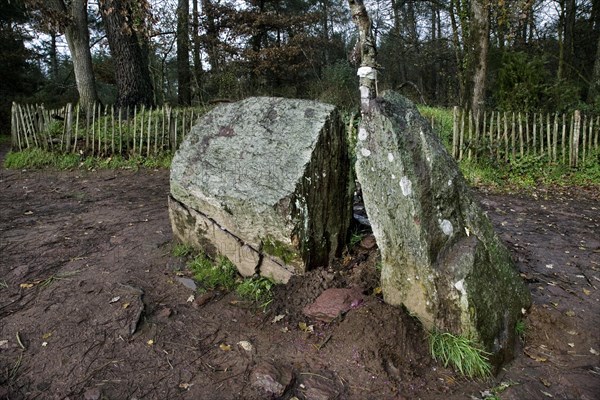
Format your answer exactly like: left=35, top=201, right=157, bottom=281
left=355, top=91, right=530, bottom=365
left=169, top=97, right=351, bottom=283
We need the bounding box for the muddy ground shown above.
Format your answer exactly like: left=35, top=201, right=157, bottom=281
left=0, top=148, right=599, bottom=399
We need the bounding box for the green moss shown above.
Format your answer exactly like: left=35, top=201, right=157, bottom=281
left=261, top=236, right=298, bottom=264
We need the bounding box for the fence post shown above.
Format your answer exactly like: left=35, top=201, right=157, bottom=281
left=64, top=103, right=73, bottom=153
left=518, top=112, right=524, bottom=157
left=552, top=113, right=558, bottom=163
left=582, top=115, right=587, bottom=164
left=561, top=113, right=566, bottom=164
left=73, top=104, right=80, bottom=153
left=545, top=113, right=551, bottom=161
left=452, top=106, right=459, bottom=159
left=570, top=110, right=581, bottom=168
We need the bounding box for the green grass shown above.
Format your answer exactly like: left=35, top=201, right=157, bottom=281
left=3, top=148, right=173, bottom=170
left=349, top=231, right=365, bottom=248
left=236, top=276, right=275, bottom=310
left=188, top=254, right=238, bottom=292
left=515, top=320, right=526, bottom=338
left=172, top=243, right=194, bottom=258
left=418, top=105, right=454, bottom=147
left=182, top=248, right=276, bottom=310
left=428, top=330, right=492, bottom=379
left=458, top=149, right=600, bottom=190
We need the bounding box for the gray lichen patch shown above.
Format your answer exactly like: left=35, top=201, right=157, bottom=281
left=169, top=97, right=351, bottom=282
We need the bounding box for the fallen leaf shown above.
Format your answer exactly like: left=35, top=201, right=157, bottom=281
left=186, top=294, right=195, bottom=303
left=373, top=287, right=382, bottom=295
left=464, top=227, right=470, bottom=236
left=271, top=314, right=285, bottom=323
left=541, top=390, right=553, bottom=397
left=298, top=322, right=314, bottom=333
left=41, top=342, right=48, bottom=347
left=545, top=264, right=554, bottom=269
left=540, top=378, right=551, bottom=387
left=590, top=348, right=599, bottom=355
left=122, top=302, right=130, bottom=309
left=219, top=343, right=231, bottom=351
left=147, top=339, right=154, bottom=346
left=583, top=288, right=591, bottom=295
left=42, top=332, right=52, bottom=339
left=237, top=341, right=253, bottom=352
left=567, top=343, right=574, bottom=348
left=179, top=383, right=193, bottom=390
left=19, top=283, right=34, bottom=289
left=565, top=310, right=576, bottom=317
left=567, top=330, right=578, bottom=336
left=109, top=296, right=121, bottom=304
left=0, top=340, right=8, bottom=347
left=524, top=348, right=547, bottom=362
left=24, top=211, right=33, bottom=215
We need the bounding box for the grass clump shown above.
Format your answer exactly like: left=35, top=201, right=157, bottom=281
left=188, top=254, right=238, bottom=292
left=262, top=236, right=297, bottom=264
left=429, top=330, right=492, bottom=379
left=172, top=243, right=194, bottom=258
left=236, top=276, right=275, bottom=310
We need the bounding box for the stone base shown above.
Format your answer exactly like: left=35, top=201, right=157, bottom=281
left=169, top=196, right=294, bottom=283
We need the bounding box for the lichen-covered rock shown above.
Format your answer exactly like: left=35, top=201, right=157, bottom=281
left=169, top=97, right=351, bottom=283
left=355, top=91, right=531, bottom=365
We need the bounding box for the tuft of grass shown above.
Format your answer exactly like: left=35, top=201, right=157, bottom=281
left=172, top=243, right=194, bottom=258
left=515, top=320, right=526, bottom=338
left=0, top=280, right=7, bottom=289
left=189, top=254, right=238, bottom=292
left=349, top=231, right=365, bottom=248
left=236, top=276, right=275, bottom=310
left=428, top=330, right=492, bottom=379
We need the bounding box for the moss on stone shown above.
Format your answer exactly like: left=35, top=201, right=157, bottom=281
left=261, top=236, right=298, bottom=265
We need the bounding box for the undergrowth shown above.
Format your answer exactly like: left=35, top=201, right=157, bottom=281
left=178, top=248, right=276, bottom=310
left=188, top=254, right=238, bottom=292
left=4, top=148, right=172, bottom=170
left=459, top=149, right=600, bottom=190
left=236, top=276, right=275, bottom=310
left=428, top=330, right=492, bottom=379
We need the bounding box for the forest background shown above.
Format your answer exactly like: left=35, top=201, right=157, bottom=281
left=1, top=0, right=599, bottom=139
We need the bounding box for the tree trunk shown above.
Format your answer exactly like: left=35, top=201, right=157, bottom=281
left=192, top=0, right=203, bottom=97
left=98, top=0, right=154, bottom=108
left=470, top=0, right=490, bottom=118
left=177, top=0, right=191, bottom=105
left=589, top=33, right=600, bottom=101
left=347, top=0, right=377, bottom=114
left=202, top=0, right=220, bottom=72
left=46, top=0, right=99, bottom=112
left=449, top=0, right=467, bottom=107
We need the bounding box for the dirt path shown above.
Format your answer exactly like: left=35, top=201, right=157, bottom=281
left=0, top=155, right=599, bottom=399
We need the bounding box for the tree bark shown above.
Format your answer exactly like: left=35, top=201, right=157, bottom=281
left=202, top=0, right=220, bottom=72
left=347, top=0, right=377, bottom=114
left=470, top=0, right=490, bottom=118
left=449, top=0, right=467, bottom=107
left=98, top=0, right=154, bottom=108
left=589, top=33, right=600, bottom=101
left=45, top=0, right=99, bottom=112
left=192, top=0, right=203, bottom=97
left=177, top=0, right=191, bottom=105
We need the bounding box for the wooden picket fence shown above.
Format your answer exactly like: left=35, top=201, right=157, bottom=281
left=452, top=108, right=599, bottom=167
left=10, top=102, right=600, bottom=168
left=10, top=102, right=207, bottom=157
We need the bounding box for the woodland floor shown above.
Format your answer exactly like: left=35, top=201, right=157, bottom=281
left=0, top=145, right=599, bottom=400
